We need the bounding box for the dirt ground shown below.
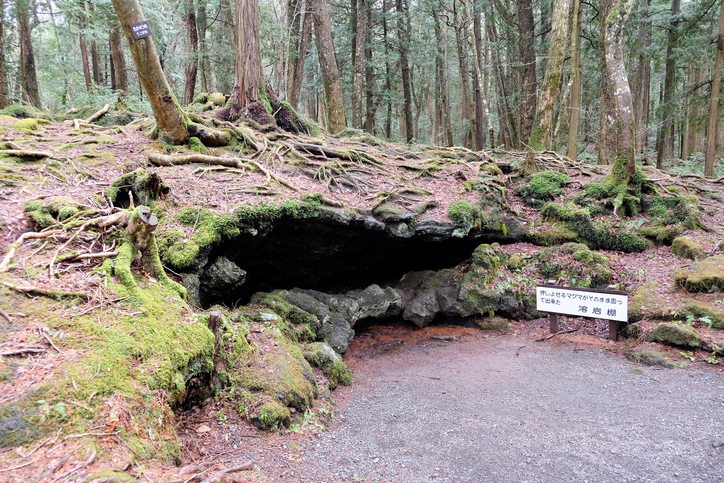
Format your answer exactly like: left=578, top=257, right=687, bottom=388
left=172, top=320, right=724, bottom=483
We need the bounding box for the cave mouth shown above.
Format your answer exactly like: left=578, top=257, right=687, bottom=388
left=196, top=214, right=502, bottom=308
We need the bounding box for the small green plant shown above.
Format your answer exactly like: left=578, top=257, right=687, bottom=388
left=679, top=352, right=695, bottom=361
left=705, top=356, right=720, bottom=365
left=700, top=316, right=714, bottom=328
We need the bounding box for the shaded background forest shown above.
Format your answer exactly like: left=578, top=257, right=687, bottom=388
left=1, top=0, right=723, bottom=177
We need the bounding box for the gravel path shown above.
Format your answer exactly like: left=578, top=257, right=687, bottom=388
left=289, top=334, right=724, bottom=482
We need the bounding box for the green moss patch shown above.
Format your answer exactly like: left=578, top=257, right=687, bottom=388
left=304, top=342, right=352, bottom=390
left=0, top=105, right=51, bottom=120
left=675, top=255, right=724, bottom=293
left=623, top=349, right=675, bottom=369
left=671, top=237, right=704, bottom=261
left=514, top=170, right=569, bottom=208
left=647, top=323, right=701, bottom=349
left=13, top=118, right=51, bottom=134
left=104, top=168, right=171, bottom=209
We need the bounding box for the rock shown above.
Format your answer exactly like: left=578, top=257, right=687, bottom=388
left=622, top=348, right=675, bottom=369
left=647, top=323, right=701, bottom=349
left=253, top=401, right=291, bottom=430
left=471, top=244, right=502, bottom=272
left=372, top=202, right=415, bottom=223
left=683, top=300, right=724, bottom=329
left=628, top=281, right=668, bottom=322
left=330, top=284, right=403, bottom=323
left=415, top=218, right=455, bottom=241
left=303, top=342, right=352, bottom=390
left=256, top=312, right=279, bottom=322
left=272, top=346, right=319, bottom=410
left=395, top=270, right=446, bottom=326
left=671, top=236, right=704, bottom=260
left=201, top=256, right=246, bottom=294
left=674, top=254, right=724, bottom=292
left=0, top=402, right=43, bottom=448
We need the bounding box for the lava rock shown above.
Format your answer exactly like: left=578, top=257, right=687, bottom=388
left=201, top=256, right=246, bottom=296
left=647, top=323, right=701, bottom=349
left=674, top=254, right=724, bottom=292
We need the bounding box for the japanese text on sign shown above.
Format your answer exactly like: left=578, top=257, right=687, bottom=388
left=130, top=21, right=151, bottom=40
left=536, top=286, right=628, bottom=322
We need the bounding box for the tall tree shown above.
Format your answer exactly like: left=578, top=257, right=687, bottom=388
left=600, top=0, right=636, bottom=193
left=705, top=0, right=724, bottom=177
left=567, top=0, right=582, bottom=161
left=286, top=0, right=312, bottom=109
left=109, top=26, right=128, bottom=96
left=352, top=0, right=367, bottom=128
left=633, top=0, right=651, bottom=156
left=78, top=2, right=93, bottom=91
left=312, top=0, right=347, bottom=133
left=524, top=0, right=571, bottom=172
left=453, top=0, right=474, bottom=147
left=397, top=0, right=414, bottom=142
left=0, top=0, right=8, bottom=109
left=184, top=0, right=199, bottom=105
left=197, top=1, right=209, bottom=93
left=517, top=0, right=537, bottom=146
left=656, top=0, right=681, bottom=169
left=17, top=0, right=42, bottom=108
left=111, top=0, right=189, bottom=144
left=232, top=0, right=263, bottom=108
left=432, top=2, right=453, bottom=146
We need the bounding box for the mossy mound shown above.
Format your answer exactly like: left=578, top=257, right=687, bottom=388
left=628, top=281, right=672, bottom=322
left=303, top=342, right=352, bottom=390
left=639, top=225, right=685, bottom=246
left=674, top=255, right=724, bottom=292
left=335, top=128, right=384, bottom=147
left=647, top=323, right=701, bottom=349
left=0, top=104, right=51, bottom=120
left=514, top=170, right=569, bottom=208
left=13, top=117, right=51, bottom=134
left=105, top=168, right=171, bottom=209
left=540, top=202, right=646, bottom=252
left=507, top=253, right=527, bottom=270
left=622, top=349, right=675, bottom=369
left=671, top=236, right=704, bottom=261
left=683, top=301, right=724, bottom=329
left=269, top=97, right=321, bottom=136
left=97, top=110, right=138, bottom=127
left=527, top=225, right=580, bottom=246
left=0, top=400, right=43, bottom=447
left=249, top=291, right=320, bottom=343
left=23, top=197, right=90, bottom=230
left=471, top=243, right=503, bottom=273
left=254, top=401, right=291, bottom=430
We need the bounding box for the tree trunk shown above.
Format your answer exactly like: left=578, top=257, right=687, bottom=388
left=432, top=4, right=452, bottom=146
left=397, top=0, right=413, bottom=142
left=634, top=0, right=651, bottom=157
left=453, top=0, right=473, bottom=148
left=466, top=0, right=485, bottom=149
left=184, top=0, right=199, bottom=105
left=517, top=0, right=536, bottom=146
left=286, top=0, right=312, bottom=109
left=656, top=0, right=681, bottom=169
left=78, top=7, right=93, bottom=91
left=487, top=18, right=517, bottom=149
left=232, top=0, right=263, bottom=109
left=91, top=40, right=102, bottom=85
left=705, top=0, right=724, bottom=177
left=111, top=0, right=189, bottom=144
left=524, top=0, right=571, bottom=172
left=601, top=0, right=636, bottom=187
left=0, top=0, right=8, bottom=109
left=17, top=0, right=41, bottom=109
left=383, top=0, right=392, bottom=138
left=109, top=26, right=128, bottom=96
left=363, top=0, right=375, bottom=133
left=197, top=2, right=209, bottom=93
left=567, top=0, right=582, bottom=161
left=352, top=0, right=366, bottom=128
left=312, top=0, right=347, bottom=133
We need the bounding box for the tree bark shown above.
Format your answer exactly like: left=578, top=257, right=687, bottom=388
left=312, top=0, right=347, bottom=133
left=656, top=0, right=681, bottom=169
left=487, top=18, right=517, bottom=149
left=111, top=0, right=189, bottom=144
left=232, top=0, right=263, bottom=109
left=363, top=0, right=375, bottom=133
left=0, top=0, right=7, bottom=109
left=464, top=0, right=485, bottom=149
left=197, top=1, right=209, bottom=93
left=397, top=0, right=413, bottom=142
left=453, top=0, right=473, bottom=148
left=184, top=0, right=199, bottom=105
left=432, top=4, right=453, bottom=146
left=601, top=0, right=636, bottom=185
left=705, top=0, right=724, bottom=177
left=17, top=0, right=41, bottom=109
left=383, top=0, right=392, bottom=138
left=517, top=0, right=536, bottom=146
left=352, top=0, right=366, bottom=128
left=78, top=5, right=93, bottom=91
left=633, top=0, right=651, bottom=157
left=91, top=40, right=102, bottom=85
left=286, top=0, right=312, bottom=109
left=109, top=26, right=128, bottom=96
left=567, top=0, right=582, bottom=161
left=524, top=0, right=570, bottom=172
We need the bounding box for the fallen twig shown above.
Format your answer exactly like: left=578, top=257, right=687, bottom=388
left=48, top=449, right=96, bottom=483
left=0, top=230, right=62, bottom=272
left=535, top=328, right=579, bottom=342
left=84, top=104, right=110, bottom=124
left=63, top=431, right=120, bottom=441
left=0, top=306, right=13, bottom=324
left=2, top=281, right=90, bottom=300
left=30, top=454, right=70, bottom=483
left=0, top=345, right=46, bottom=356
left=41, top=330, right=61, bottom=353
left=198, top=462, right=255, bottom=483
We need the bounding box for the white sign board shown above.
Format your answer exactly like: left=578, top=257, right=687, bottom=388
left=536, top=285, right=628, bottom=322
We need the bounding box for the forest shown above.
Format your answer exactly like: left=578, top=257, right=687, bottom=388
left=1, top=0, right=724, bottom=177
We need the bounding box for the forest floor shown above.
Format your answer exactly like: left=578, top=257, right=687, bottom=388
left=1, top=109, right=724, bottom=482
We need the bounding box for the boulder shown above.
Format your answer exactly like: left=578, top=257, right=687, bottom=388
left=671, top=236, right=704, bottom=261
left=647, top=323, right=701, bottom=349
left=200, top=256, right=246, bottom=293
left=303, top=342, right=352, bottom=390
left=674, top=254, right=724, bottom=292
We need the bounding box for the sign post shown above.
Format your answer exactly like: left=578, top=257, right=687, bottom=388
left=536, top=282, right=628, bottom=340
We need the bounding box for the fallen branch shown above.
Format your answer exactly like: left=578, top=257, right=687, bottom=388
left=84, top=104, right=110, bottom=124
left=41, top=330, right=61, bottom=353
left=0, top=149, right=53, bottom=158
left=0, top=345, right=46, bottom=356
left=48, top=450, right=96, bottom=483
left=0, top=306, right=13, bottom=324
left=0, top=230, right=62, bottom=273
left=63, top=431, right=120, bottom=441
left=198, top=462, right=255, bottom=483
left=148, top=153, right=244, bottom=169
left=53, top=250, right=119, bottom=265
left=2, top=281, right=90, bottom=301
left=535, top=328, right=579, bottom=342
left=30, top=454, right=71, bottom=483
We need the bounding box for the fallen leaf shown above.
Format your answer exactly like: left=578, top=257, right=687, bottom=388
left=196, top=424, right=212, bottom=433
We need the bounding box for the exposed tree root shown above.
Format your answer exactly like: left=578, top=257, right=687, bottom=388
left=0, top=230, right=62, bottom=273
left=0, top=149, right=53, bottom=158
left=2, top=281, right=90, bottom=300
left=149, top=153, right=245, bottom=169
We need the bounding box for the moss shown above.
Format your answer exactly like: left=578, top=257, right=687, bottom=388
left=674, top=254, right=724, bottom=293
left=671, top=237, right=704, bottom=261
left=0, top=401, right=44, bottom=447
left=84, top=468, right=138, bottom=482
left=23, top=197, right=88, bottom=230
left=256, top=401, right=291, bottom=430
left=572, top=249, right=608, bottom=267
left=507, top=254, right=526, bottom=270
left=471, top=244, right=502, bottom=273
left=628, top=281, right=670, bottom=323
left=105, top=168, right=171, bottom=209
left=526, top=225, right=581, bottom=246
left=481, top=163, right=503, bottom=177
left=643, top=194, right=705, bottom=230
left=13, top=118, right=51, bottom=134
left=622, top=349, right=675, bottom=369
left=638, top=224, right=685, bottom=246
left=335, top=128, right=384, bottom=147
left=448, top=201, right=481, bottom=235
left=583, top=182, right=610, bottom=200
left=249, top=292, right=319, bottom=341
left=303, top=342, right=352, bottom=390
left=683, top=301, right=724, bottom=329
left=648, top=323, right=701, bottom=349
left=515, top=170, right=569, bottom=208
left=193, top=93, right=210, bottom=104
left=187, top=136, right=208, bottom=154
left=0, top=104, right=51, bottom=119
left=540, top=202, right=645, bottom=252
